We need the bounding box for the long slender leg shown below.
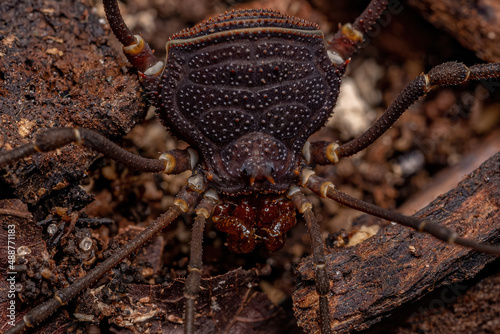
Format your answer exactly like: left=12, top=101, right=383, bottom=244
left=102, top=0, right=160, bottom=74
left=5, top=182, right=204, bottom=334
left=327, top=0, right=389, bottom=65
left=288, top=186, right=332, bottom=334
left=184, top=190, right=219, bottom=334
left=301, top=169, right=500, bottom=255
left=0, top=127, right=195, bottom=174
left=306, top=62, right=500, bottom=165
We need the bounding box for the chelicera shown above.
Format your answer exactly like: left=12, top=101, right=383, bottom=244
left=1, top=0, right=500, bottom=333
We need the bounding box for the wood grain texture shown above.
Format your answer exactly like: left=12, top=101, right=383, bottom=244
left=295, top=152, right=500, bottom=333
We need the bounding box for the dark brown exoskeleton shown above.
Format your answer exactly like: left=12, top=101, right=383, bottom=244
left=2, top=0, right=500, bottom=333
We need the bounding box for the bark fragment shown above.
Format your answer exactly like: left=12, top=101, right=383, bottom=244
left=408, top=0, right=500, bottom=62
left=295, top=152, right=500, bottom=333
left=0, top=0, right=145, bottom=219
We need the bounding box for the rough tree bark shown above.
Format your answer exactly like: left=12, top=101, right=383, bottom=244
left=408, top=0, right=500, bottom=62
left=0, top=0, right=144, bottom=220
left=295, top=152, right=500, bottom=333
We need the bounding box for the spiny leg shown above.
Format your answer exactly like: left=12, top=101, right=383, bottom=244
left=301, top=169, right=500, bottom=256
left=288, top=186, right=332, bottom=334
left=306, top=62, right=500, bottom=165
left=102, top=0, right=161, bottom=73
left=328, top=0, right=389, bottom=65
left=0, top=127, right=196, bottom=174
left=5, top=179, right=205, bottom=334
left=184, top=190, right=219, bottom=334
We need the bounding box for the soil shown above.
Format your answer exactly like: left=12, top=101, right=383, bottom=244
left=0, top=0, right=499, bottom=333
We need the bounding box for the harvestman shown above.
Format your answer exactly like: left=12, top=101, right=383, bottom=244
left=1, top=0, right=500, bottom=333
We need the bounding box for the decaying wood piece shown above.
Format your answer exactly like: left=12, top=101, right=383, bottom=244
left=295, top=152, right=500, bottom=333
left=393, top=269, right=500, bottom=333
left=408, top=0, right=500, bottom=62
left=0, top=0, right=144, bottom=219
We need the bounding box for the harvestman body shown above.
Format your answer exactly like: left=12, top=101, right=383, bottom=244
left=1, top=0, right=500, bottom=333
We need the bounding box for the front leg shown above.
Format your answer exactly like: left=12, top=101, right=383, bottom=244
left=306, top=62, right=500, bottom=164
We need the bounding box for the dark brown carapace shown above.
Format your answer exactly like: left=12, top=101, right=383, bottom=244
left=153, top=9, right=340, bottom=195
left=150, top=9, right=338, bottom=251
